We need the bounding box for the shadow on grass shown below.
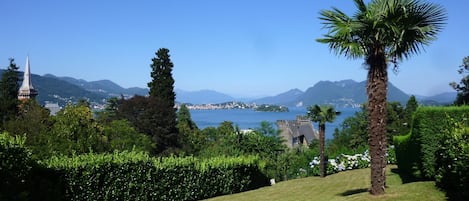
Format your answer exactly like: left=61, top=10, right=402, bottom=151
left=391, top=168, right=427, bottom=184
left=339, top=188, right=369, bottom=196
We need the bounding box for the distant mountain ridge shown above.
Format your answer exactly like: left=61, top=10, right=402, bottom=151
left=43, top=74, right=148, bottom=97
left=0, top=70, right=456, bottom=107
left=253, top=89, right=304, bottom=105
left=253, top=79, right=411, bottom=107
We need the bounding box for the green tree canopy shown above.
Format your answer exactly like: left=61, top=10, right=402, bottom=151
left=450, top=56, right=469, bottom=105
left=148, top=48, right=176, bottom=103
left=0, top=58, right=20, bottom=127
left=102, top=119, right=155, bottom=153
left=145, top=48, right=179, bottom=155
left=116, top=95, right=179, bottom=155
left=176, top=104, right=202, bottom=154
left=48, top=104, right=105, bottom=156
left=3, top=100, right=52, bottom=159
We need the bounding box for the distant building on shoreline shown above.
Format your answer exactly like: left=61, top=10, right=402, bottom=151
left=44, top=101, right=61, bottom=115
left=277, top=116, right=318, bottom=148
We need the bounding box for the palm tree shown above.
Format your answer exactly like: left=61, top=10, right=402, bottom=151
left=307, top=105, right=339, bottom=178
left=317, top=0, right=446, bottom=195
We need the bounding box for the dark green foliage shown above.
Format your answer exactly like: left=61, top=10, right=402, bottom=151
left=148, top=48, right=176, bottom=103
left=102, top=119, right=155, bottom=153
left=0, top=133, right=32, bottom=201
left=117, top=95, right=179, bottom=155
left=255, top=104, right=289, bottom=112
left=41, top=152, right=267, bottom=201
left=3, top=100, right=53, bottom=159
left=394, top=106, right=469, bottom=179
left=435, top=125, right=469, bottom=200
left=328, top=105, right=369, bottom=154
left=386, top=102, right=407, bottom=142
left=450, top=56, right=469, bottom=105
left=405, top=95, right=419, bottom=116
left=194, top=121, right=289, bottom=181
left=0, top=58, right=20, bottom=127
left=329, top=100, right=414, bottom=155
left=137, top=48, right=180, bottom=154
left=177, top=104, right=201, bottom=153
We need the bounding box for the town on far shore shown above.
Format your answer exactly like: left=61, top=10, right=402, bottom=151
left=177, top=101, right=289, bottom=112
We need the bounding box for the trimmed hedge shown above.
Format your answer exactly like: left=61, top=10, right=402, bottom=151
left=0, top=133, right=32, bottom=201
left=41, top=152, right=268, bottom=201
left=394, top=106, right=469, bottom=179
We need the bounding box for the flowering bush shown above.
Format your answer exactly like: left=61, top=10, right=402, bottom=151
left=308, top=146, right=396, bottom=176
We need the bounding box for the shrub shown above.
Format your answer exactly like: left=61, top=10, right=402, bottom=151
left=394, top=106, right=469, bottom=179
left=0, top=133, right=32, bottom=201
left=41, top=152, right=268, bottom=201
left=435, top=126, right=469, bottom=200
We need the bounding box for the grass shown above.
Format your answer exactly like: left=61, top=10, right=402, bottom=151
left=205, top=165, right=447, bottom=201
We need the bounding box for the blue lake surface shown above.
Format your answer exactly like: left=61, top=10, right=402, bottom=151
left=190, top=107, right=360, bottom=139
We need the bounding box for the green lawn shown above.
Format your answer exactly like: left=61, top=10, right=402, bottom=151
left=206, top=165, right=446, bottom=201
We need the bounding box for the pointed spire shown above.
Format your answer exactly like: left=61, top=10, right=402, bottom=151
left=18, top=56, right=38, bottom=100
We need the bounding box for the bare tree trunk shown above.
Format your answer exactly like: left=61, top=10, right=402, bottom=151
left=320, top=124, right=326, bottom=178
left=367, top=52, right=388, bottom=195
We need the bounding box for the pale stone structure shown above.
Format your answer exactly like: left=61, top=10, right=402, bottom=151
left=18, top=56, right=38, bottom=100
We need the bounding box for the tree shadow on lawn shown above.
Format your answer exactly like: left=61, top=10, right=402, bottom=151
left=390, top=167, right=428, bottom=184
left=339, top=188, right=369, bottom=196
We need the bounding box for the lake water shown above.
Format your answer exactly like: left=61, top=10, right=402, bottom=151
left=190, top=107, right=360, bottom=139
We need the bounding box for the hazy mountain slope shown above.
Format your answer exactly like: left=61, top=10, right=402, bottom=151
left=33, top=74, right=108, bottom=106
left=175, top=89, right=235, bottom=104
left=44, top=74, right=148, bottom=96
left=295, top=80, right=409, bottom=107
left=253, top=89, right=304, bottom=105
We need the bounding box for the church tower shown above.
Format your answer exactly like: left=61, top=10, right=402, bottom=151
left=18, top=56, right=38, bottom=100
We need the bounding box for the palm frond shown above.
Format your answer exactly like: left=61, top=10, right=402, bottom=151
left=317, top=8, right=367, bottom=59
left=317, top=0, right=447, bottom=67
left=307, top=105, right=338, bottom=124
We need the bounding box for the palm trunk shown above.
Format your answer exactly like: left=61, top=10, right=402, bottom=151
left=319, top=124, right=326, bottom=178
left=367, top=51, right=388, bottom=195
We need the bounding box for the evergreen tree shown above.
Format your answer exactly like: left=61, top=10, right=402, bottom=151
left=176, top=104, right=202, bottom=154
left=450, top=56, right=469, bottom=105
left=96, top=97, right=121, bottom=124
left=403, top=95, right=418, bottom=131
left=177, top=104, right=198, bottom=133
left=148, top=48, right=176, bottom=104
left=146, top=48, right=179, bottom=154
left=0, top=58, right=20, bottom=127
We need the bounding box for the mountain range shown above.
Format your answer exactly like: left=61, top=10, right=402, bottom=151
left=0, top=70, right=457, bottom=107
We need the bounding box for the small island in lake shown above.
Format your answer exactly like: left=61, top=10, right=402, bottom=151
left=255, top=104, right=289, bottom=112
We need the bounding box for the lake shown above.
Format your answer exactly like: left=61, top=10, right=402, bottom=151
left=190, top=107, right=360, bottom=139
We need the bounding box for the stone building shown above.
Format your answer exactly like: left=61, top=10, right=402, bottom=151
left=18, top=56, right=38, bottom=100
left=277, top=116, right=319, bottom=148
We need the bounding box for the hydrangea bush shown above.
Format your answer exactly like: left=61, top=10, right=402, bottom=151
left=308, top=146, right=396, bottom=176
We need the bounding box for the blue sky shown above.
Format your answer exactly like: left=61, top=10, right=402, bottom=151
left=1, top=0, right=467, bottom=98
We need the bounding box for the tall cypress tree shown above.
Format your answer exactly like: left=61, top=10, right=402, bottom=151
left=147, top=48, right=179, bottom=154
left=148, top=48, right=176, bottom=103
left=0, top=58, right=20, bottom=127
